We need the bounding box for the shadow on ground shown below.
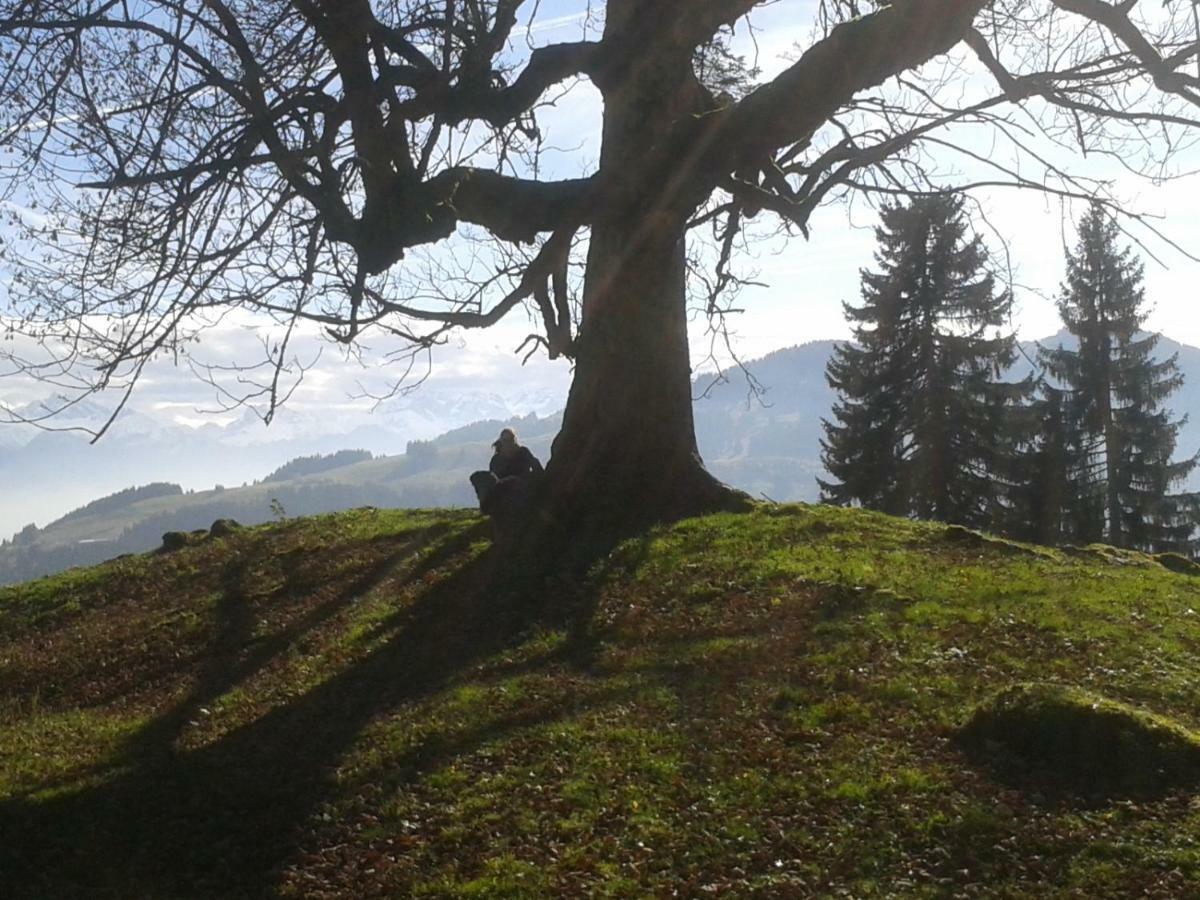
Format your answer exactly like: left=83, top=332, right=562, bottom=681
left=0, top=519, right=618, bottom=899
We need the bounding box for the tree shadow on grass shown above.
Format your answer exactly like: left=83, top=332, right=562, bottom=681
left=0, top=519, right=620, bottom=899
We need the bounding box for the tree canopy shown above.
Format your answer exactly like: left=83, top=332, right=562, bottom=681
left=2, top=0, right=1199, bottom=527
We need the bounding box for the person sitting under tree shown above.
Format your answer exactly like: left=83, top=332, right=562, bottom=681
left=490, top=429, right=544, bottom=480
left=471, top=429, right=543, bottom=517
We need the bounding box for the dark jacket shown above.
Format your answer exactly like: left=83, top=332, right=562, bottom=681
left=489, top=445, right=543, bottom=480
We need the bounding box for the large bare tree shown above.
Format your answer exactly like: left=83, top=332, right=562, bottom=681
left=1, top=0, right=1199, bottom=530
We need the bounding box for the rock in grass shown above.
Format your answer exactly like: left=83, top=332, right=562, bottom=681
left=160, top=531, right=191, bottom=553
left=209, top=518, right=242, bottom=539
left=940, top=524, right=1041, bottom=558
left=942, top=524, right=989, bottom=546
left=1061, top=544, right=1153, bottom=568
left=1156, top=552, right=1200, bottom=576
left=958, top=683, right=1200, bottom=797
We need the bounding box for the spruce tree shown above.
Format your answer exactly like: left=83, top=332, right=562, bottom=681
left=1039, top=203, right=1199, bottom=553
left=820, top=194, right=1029, bottom=528
left=999, top=384, right=1096, bottom=546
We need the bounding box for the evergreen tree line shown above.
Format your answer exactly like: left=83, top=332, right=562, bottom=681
left=820, top=196, right=1199, bottom=555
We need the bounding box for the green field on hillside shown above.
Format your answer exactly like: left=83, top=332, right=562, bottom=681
left=3, top=505, right=1200, bottom=897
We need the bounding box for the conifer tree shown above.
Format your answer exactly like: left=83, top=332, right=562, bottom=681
left=998, top=385, right=1095, bottom=546
left=820, top=194, right=1029, bottom=528
left=1040, top=203, right=1199, bottom=553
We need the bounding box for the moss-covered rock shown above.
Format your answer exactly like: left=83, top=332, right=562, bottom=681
left=958, top=683, right=1200, bottom=797
left=159, top=531, right=191, bottom=553
left=209, top=518, right=242, bottom=539
left=939, top=524, right=1043, bottom=558
left=1156, top=552, right=1200, bottom=576
left=1060, top=544, right=1154, bottom=568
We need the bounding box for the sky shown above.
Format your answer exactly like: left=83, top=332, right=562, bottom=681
left=454, top=0, right=1200, bottom=378
left=4, top=0, right=1200, bottom=440
left=687, top=1, right=1200, bottom=357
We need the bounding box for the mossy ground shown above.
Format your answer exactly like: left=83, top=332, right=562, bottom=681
left=4, top=504, right=1200, bottom=897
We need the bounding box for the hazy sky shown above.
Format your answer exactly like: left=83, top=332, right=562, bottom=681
left=4, top=0, right=1200, bottom=437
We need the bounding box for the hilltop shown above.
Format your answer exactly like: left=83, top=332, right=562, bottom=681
left=4, top=504, right=1200, bottom=897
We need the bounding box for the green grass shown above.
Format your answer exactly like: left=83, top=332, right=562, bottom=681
left=3, top=502, right=1200, bottom=897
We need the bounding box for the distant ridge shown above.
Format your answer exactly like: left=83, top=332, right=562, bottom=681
left=4, top=334, right=1199, bottom=585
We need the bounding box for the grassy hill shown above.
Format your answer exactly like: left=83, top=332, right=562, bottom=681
left=4, top=505, right=1200, bottom=897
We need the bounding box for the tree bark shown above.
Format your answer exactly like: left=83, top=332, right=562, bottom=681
left=543, top=218, right=743, bottom=531
left=536, top=31, right=749, bottom=534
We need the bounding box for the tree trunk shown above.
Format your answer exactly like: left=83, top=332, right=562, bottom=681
left=1104, top=406, right=1123, bottom=548
left=543, top=218, right=742, bottom=531
left=1099, top=332, right=1124, bottom=548
left=536, top=37, right=749, bottom=533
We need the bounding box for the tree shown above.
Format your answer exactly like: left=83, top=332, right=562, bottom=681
left=1040, top=203, right=1199, bottom=553
left=819, top=194, right=1028, bottom=528
left=1, top=1, right=1200, bottom=534
left=997, top=384, right=1096, bottom=546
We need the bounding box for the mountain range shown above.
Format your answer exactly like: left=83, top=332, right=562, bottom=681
left=4, top=333, right=1200, bottom=585
left=0, top=379, right=569, bottom=540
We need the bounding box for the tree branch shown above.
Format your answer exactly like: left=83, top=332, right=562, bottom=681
left=394, top=40, right=602, bottom=127
left=1052, top=0, right=1200, bottom=99
left=719, top=0, right=989, bottom=170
